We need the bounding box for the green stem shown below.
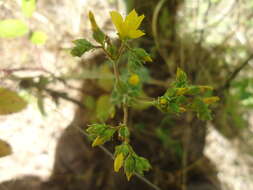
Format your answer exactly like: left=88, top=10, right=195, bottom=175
left=123, top=103, right=128, bottom=126
left=136, top=99, right=155, bottom=106
left=112, top=60, right=120, bottom=85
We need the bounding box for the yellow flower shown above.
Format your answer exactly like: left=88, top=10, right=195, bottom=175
left=176, top=88, right=188, bottom=95
left=129, top=74, right=140, bottom=85
left=110, top=9, right=145, bottom=39
left=114, top=153, right=124, bottom=172
left=159, top=98, right=167, bottom=105
left=202, top=96, right=220, bottom=104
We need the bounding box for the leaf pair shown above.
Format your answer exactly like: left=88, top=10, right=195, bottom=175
left=86, top=124, right=116, bottom=147
left=114, top=143, right=151, bottom=180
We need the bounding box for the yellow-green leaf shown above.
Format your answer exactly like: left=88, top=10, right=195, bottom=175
left=0, top=88, right=27, bottom=115
left=22, top=0, right=36, bottom=18
left=92, top=136, right=104, bottom=147
left=96, top=95, right=115, bottom=121
left=114, top=153, right=124, bottom=172
left=126, top=172, right=133, bottom=181
left=0, top=19, right=29, bottom=38
left=0, top=139, right=12, bottom=158
left=98, top=65, right=114, bottom=92
left=202, top=96, right=220, bottom=104
left=88, top=11, right=106, bottom=44
left=83, top=95, right=96, bottom=110
left=30, top=31, right=47, bottom=45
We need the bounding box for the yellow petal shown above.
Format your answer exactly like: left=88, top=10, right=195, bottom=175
left=114, top=153, right=124, bottom=172
left=133, top=14, right=145, bottom=30
left=125, top=9, right=144, bottom=30
left=125, top=9, right=138, bottom=27
left=129, top=30, right=145, bottom=39
left=92, top=136, right=104, bottom=147
left=110, top=11, right=124, bottom=35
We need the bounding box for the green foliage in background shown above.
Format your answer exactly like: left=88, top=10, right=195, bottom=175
left=0, top=19, right=28, bottom=38
left=30, top=31, right=47, bottom=45
left=22, top=0, right=36, bottom=18
left=0, top=0, right=47, bottom=45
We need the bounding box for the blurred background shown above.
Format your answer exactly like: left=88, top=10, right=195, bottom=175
left=1, top=0, right=253, bottom=190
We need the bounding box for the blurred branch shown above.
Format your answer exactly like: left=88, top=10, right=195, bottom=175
left=1, top=67, right=84, bottom=93
left=152, top=0, right=169, bottom=67
left=195, top=0, right=238, bottom=32
left=44, top=88, right=85, bottom=109
left=218, top=54, right=253, bottom=92
left=198, top=0, right=211, bottom=44
left=1, top=67, right=53, bottom=75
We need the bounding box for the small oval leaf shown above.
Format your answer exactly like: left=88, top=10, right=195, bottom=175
left=22, top=0, right=36, bottom=18
left=0, top=139, right=12, bottom=158
left=96, top=95, right=115, bottom=121
left=0, top=88, right=27, bottom=115
left=0, top=19, right=29, bottom=38
left=30, top=31, right=47, bottom=45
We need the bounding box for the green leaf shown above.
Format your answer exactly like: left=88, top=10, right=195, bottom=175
left=101, top=128, right=116, bottom=141
left=119, top=126, right=130, bottom=139
left=37, top=92, right=46, bottom=116
left=175, top=68, right=188, bottom=87
left=168, top=102, right=180, bottom=113
left=192, top=98, right=212, bottom=120
left=132, top=48, right=151, bottom=62
left=22, top=0, right=36, bottom=18
left=134, top=156, right=151, bottom=175
left=96, top=95, right=115, bottom=121
left=30, top=31, right=47, bottom=45
left=124, top=155, right=135, bottom=174
left=0, top=19, right=29, bottom=38
left=88, top=11, right=106, bottom=44
left=97, top=64, right=114, bottom=92
left=71, top=39, right=95, bottom=57
left=93, top=30, right=105, bottom=45
left=37, top=76, right=50, bottom=89
left=83, top=95, right=96, bottom=110
left=0, top=139, right=12, bottom=158
left=128, top=50, right=143, bottom=72
left=0, top=88, right=27, bottom=115
left=86, top=123, right=108, bottom=136
left=107, top=44, right=118, bottom=59
left=187, top=86, right=201, bottom=95
left=115, top=144, right=130, bottom=157
left=90, top=126, right=116, bottom=147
